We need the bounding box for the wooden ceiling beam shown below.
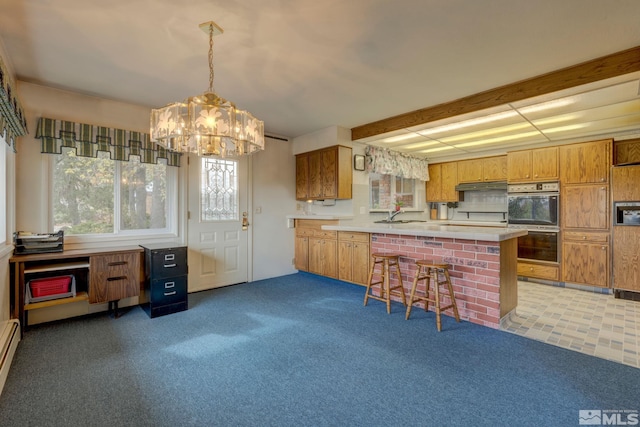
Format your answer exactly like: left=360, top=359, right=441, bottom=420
left=351, top=45, right=640, bottom=141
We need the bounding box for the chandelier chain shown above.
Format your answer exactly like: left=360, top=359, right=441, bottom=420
left=208, top=24, right=214, bottom=92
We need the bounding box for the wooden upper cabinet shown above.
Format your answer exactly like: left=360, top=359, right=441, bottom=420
left=295, top=145, right=352, bottom=201
left=441, top=162, right=459, bottom=201
left=507, top=147, right=558, bottom=182
left=458, top=156, right=506, bottom=183
left=614, top=138, right=640, bottom=165
left=559, top=139, right=612, bottom=184
left=295, top=155, right=310, bottom=199
left=426, top=162, right=458, bottom=202
left=612, top=165, right=640, bottom=201
left=426, top=163, right=442, bottom=201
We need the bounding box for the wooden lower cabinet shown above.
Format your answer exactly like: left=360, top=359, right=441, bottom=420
left=517, top=261, right=559, bottom=281
left=89, top=251, right=141, bottom=303
left=309, top=233, right=337, bottom=278
left=562, top=232, right=610, bottom=288
left=295, top=219, right=338, bottom=278
left=338, top=232, right=370, bottom=285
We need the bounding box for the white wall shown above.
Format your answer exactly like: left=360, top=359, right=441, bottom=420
left=251, top=136, right=297, bottom=280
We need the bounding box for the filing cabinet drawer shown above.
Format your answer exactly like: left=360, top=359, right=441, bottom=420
left=149, top=246, right=188, bottom=279
left=150, top=276, right=187, bottom=305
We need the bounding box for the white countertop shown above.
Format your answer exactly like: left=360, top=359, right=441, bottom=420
left=286, top=214, right=354, bottom=220
left=322, top=221, right=526, bottom=242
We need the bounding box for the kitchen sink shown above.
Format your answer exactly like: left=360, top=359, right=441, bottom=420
left=373, top=219, right=428, bottom=224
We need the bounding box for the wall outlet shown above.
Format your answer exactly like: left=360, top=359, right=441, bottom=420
left=296, top=203, right=302, bottom=211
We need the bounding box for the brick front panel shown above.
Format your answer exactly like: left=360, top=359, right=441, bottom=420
left=370, top=233, right=502, bottom=328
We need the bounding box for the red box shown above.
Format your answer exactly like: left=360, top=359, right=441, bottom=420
left=29, top=276, right=72, bottom=298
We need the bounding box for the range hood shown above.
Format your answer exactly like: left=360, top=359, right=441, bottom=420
left=454, top=181, right=508, bottom=192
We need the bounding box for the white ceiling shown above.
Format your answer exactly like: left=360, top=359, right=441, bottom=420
left=1, top=0, right=639, bottom=160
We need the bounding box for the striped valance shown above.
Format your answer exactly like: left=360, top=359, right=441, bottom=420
left=0, top=56, right=28, bottom=151
left=36, top=117, right=182, bottom=167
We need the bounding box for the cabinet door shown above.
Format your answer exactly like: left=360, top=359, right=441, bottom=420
left=613, top=227, right=640, bottom=291
left=308, top=151, right=323, bottom=198
left=351, top=242, right=370, bottom=285
left=321, top=147, right=338, bottom=199
left=338, top=241, right=354, bottom=282
left=561, top=185, right=609, bottom=230
left=295, top=154, right=309, bottom=200
left=531, top=147, right=558, bottom=180
left=308, top=238, right=323, bottom=274
left=562, top=241, right=609, bottom=288
left=441, top=162, right=459, bottom=201
left=560, top=139, right=611, bottom=184
left=457, top=159, right=482, bottom=183
left=90, top=252, right=140, bottom=303
left=426, top=163, right=442, bottom=201
left=322, top=239, right=338, bottom=278
left=295, top=236, right=309, bottom=271
left=482, top=156, right=507, bottom=181
left=507, top=150, right=532, bottom=182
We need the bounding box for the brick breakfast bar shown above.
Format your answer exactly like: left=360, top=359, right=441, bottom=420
left=324, top=222, right=527, bottom=329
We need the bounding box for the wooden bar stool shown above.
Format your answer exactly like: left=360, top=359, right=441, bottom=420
left=363, top=253, right=407, bottom=314
left=405, top=260, right=460, bottom=331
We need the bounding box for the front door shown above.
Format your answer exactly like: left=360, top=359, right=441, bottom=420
left=187, top=154, right=250, bottom=292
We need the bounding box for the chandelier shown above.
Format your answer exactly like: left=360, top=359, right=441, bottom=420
left=150, top=21, right=264, bottom=157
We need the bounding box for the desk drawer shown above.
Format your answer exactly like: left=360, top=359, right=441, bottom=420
left=150, top=276, right=187, bottom=305
left=149, top=247, right=187, bottom=278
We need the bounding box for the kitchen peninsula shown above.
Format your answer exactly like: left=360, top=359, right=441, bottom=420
left=321, top=221, right=527, bottom=329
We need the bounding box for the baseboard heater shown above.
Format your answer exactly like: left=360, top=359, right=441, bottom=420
left=0, top=319, right=20, bottom=396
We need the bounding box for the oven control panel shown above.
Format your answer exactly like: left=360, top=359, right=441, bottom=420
left=508, top=182, right=559, bottom=193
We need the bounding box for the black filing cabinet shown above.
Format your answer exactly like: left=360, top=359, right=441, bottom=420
left=140, top=243, right=188, bottom=318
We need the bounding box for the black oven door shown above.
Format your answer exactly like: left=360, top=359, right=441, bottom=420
left=517, top=230, right=559, bottom=263
left=508, top=193, right=559, bottom=227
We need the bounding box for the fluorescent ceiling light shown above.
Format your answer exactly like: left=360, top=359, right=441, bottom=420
left=416, top=111, right=519, bottom=136
left=397, top=141, right=442, bottom=150
left=516, top=98, right=575, bottom=114
left=381, top=133, right=422, bottom=143
left=418, top=145, right=456, bottom=154
left=540, top=124, right=589, bottom=134
left=453, top=131, right=541, bottom=148
left=439, top=123, right=534, bottom=143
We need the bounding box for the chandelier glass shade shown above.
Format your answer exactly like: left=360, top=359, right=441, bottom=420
left=150, top=21, right=264, bottom=157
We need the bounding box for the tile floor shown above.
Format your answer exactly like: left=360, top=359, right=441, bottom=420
left=501, top=281, right=640, bottom=369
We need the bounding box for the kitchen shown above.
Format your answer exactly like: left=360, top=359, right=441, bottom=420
left=1, top=2, right=640, bottom=387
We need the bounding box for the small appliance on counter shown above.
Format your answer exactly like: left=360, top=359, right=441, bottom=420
left=429, top=202, right=448, bottom=220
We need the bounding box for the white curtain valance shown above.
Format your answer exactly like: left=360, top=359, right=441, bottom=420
left=365, top=145, right=429, bottom=181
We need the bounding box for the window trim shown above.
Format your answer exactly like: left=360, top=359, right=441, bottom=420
left=48, top=151, right=179, bottom=244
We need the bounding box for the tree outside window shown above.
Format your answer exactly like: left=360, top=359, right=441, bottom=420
left=52, top=149, right=170, bottom=235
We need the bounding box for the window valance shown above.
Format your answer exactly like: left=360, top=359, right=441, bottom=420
left=36, top=117, right=182, bottom=167
left=365, top=145, right=429, bottom=181
left=0, top=56, right=28, bottom=151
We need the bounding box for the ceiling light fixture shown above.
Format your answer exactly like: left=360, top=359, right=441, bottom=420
left=150, top=21, right=264, bottom=157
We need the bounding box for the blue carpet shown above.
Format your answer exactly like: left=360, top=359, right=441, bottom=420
left=1, top=272, right=638, bottom=426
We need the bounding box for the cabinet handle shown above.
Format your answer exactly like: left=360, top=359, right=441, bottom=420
left=164, top=254, right=175, bottom=261
left=583, top=236, right=587, bottom=240
left=164, top=291, right=177, bottom=296
left=164, top=281, right=175, bottom=289
left=107, top=276, right=127, bottom=281
left=164, top=263, right=177, bottom=268
left=602, top=246, right=606, bottom=250
left=108, top=261, right=127, bottom=267
left=529, top=267, right=534, bottom=271
left=533, top=174, right=538, bottom=178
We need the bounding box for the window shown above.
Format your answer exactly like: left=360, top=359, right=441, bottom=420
left=369, top=173, right=417, bottom=210
left=200, top=158, right=238, bottom=221
left=52, top=149, right=176, bottom=236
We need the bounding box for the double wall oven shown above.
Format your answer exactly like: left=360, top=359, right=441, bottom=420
left=507, top=182, right=560, bottom=264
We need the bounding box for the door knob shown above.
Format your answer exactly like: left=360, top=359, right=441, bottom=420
left=242, top=212, right=249, bottom=230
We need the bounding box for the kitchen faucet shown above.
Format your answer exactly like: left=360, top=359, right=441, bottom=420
left=388, top=209, right=404, bottom=221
